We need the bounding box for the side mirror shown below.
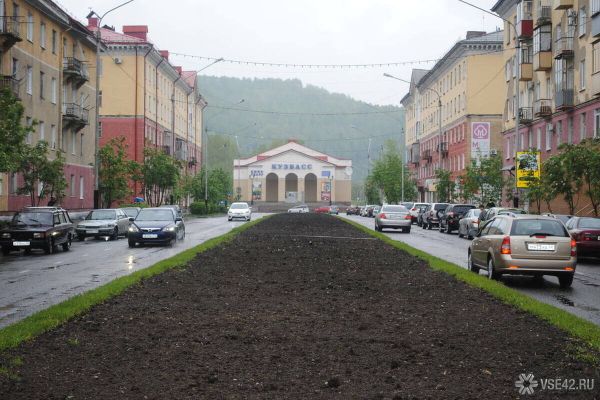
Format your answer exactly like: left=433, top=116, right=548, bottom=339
left=175, top=217, right=183, bottom=222
left=129, top=217, right=135, bottom=222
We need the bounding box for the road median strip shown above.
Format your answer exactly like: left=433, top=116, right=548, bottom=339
left=0, top=216, right=269, bottom=352
left=342, top=217, right=600, bottom=355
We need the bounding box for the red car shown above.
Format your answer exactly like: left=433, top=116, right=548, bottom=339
left=566, top=216, right=600, bottom=257
left=314, top=206, right=330, bottom=214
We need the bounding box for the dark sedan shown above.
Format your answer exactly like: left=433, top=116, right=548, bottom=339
left=566, top=216, right=600, bottom=257
left=127, top=208, right=185, bottom=247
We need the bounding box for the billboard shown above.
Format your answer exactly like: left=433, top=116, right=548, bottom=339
left=252, top=181, right=262, bottom=201
left=516, top=151, right=541, bottom=188
left=321, top=181, right=331, bottom=201
left=471, top=122, right=491, bottom=159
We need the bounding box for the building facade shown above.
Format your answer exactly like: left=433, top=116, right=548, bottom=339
left=401, top=31, right=505, bottom=202
left=86, top=19, right=206, bottom=205
left=0, top=0, right=97, bottom=212
left=233, top=140, right=352, bottom=205
left=492, top=0, right=600, bottom=214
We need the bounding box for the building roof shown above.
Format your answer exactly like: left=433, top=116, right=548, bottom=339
left=234, top=140, right=352, bottom=167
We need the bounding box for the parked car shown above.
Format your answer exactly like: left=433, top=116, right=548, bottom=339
left=565, top=216, right=600, bottom=257
left=0, top=207, right=74, bottom=255
left=458, top=208, right=482, bottom=239
left=544, top=213, right=573, bottom=225
left=407, top=202, right=430, bottom=223
left=366, top=205, right=376, bottom=218
left=374, top=204, right=412, bottom=233
left=121, top=207, right=141, bottom=219
left=345, top=206, right=359, bottom=215
left=361, top=205, right=375, bottom=217
left=127, top=207, right=185, bottom=247
left=439, top=204, right=476, bottom=234
left=421, top=203, right=449, bottom=230
left=479, top=207, right=525, bottom=225
left=468, top=215, right=576, bottom=288
left=416, top=205, right=429, bottom=227
left=328, top=205, right=340, bottom=215
left=288, top=205, right=309, bottom=213
left=159, top=204, right=183, bottom=219
left=371, top=205, right=381, bottom=217
left=314, top=206, right=330, bottom=214
left=227, top=202, right=252, bottom=221
left=75, top=208, right=131, bottom=241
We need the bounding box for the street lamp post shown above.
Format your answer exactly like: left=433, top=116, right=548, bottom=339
left=90, top=0, right=135, bottom=209
left=329, top=175, right=333, bottom=206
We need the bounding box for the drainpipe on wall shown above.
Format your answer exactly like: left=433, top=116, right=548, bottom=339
left=154, top=56, right=164, bottom=147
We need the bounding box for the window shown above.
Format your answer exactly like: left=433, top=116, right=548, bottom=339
left=536, top=127, right=542, bottom=150
left=51, top=125, right=56, bottom=149
left=506, top=137, right=511, bottom=159
left=26, top=11, right=33, bottom=42
left=39, top=121, right=45, bottom=141
left=10, top=173, right=18, bottom=194
left=80, top=133, right=84, bottom=157
left=580, top=59, right=586, bottom=90
left=593, top=0, right=600, bottom=16
left=62, top=37, right=67, bottom=57
left=98, top=121, right=102, bottom=138
left=40, top=22, right=46, bottom=48
left=79, top=176, right=84, bottom=199
left=533, top=25, right=552, bottom=54
left=61, top=128, right=67, bottom=151
left=568, top=117, right=574, bottom=144
left=579, top=7, right=587, bottom=37
left=51, top=30, right=57, bottom=54
left=546, top=77, right=551, bottom=99
left=546, top=124, right=552, bottom=150
left=51, top=77, right=56, bottom=104
left=520, top=132, right=524, bottom=150
left=11, top=58, right=18, bottom=77
left=39, top=71, right=44, bottom=99
left=71, top=131, right=76, bottom=154
left=528, top=130, right=533, bottom=149
left=595, top=109, right=600, bottom=138
left=70, top=175, right=75, bottom=197
left=25, top=117, right=32, bottom=144
left=580, top=112, right=587, bottom=141
left=556, top=120, right=562, bottom=147
left=26, top=66, right=33, bottom=95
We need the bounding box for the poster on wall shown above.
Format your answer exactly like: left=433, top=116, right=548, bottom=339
left=516, top=151, right=541, bottom=188
left=471, top=122, right=491, bottom=161
left=321, top=182, right=331, bottom=201
left=252, top=181, right=262, bottom=201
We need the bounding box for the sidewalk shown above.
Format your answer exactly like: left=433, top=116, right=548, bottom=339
left=0, top=214, right=597, bottom=399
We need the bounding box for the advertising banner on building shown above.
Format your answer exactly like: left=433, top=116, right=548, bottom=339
left=321, top=181, right=331, bottom=201
left=516, top=151, right=541, bottom=188
left=471, top=122, right=491, bottom=159
left=252, top=181, right=262, bottom=201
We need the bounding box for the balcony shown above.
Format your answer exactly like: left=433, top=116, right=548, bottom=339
left=437, top=142, right=448, bottom=157
left=519, top=107, right=534, bottom=124
left=517, top=1, right=533, bottom=38
left=535, top=6, right=552, bottom=26
left=0, top=17, right=21, bottom=49
left=553, top=0, right=573, bottom=10
left=62, top=103, right=89, bottom=132
left=534, top=99, right=553, bottom=118
left=555, top=88, right=574, bottom=110
left=0, top=75, right=20, bottom=98
left=422, top=149, right=432, bottom=163
left=534, top=50, right=552, bottom=71
left=520, top=48, right=533, bottom=81
left=592, top=72, right=600, bottom=96
left=63, top=57, right=89, bottom=87
left=554, top=37, right=574, bottom=59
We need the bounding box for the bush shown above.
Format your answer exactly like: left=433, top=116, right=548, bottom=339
left=190, top=202, right=227, bottom=215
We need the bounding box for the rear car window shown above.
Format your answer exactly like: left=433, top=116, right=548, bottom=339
left=510, top=219, right=568, bottom=237
left=453, top=205, right=474, bottom=214
left=381, top=205, right=407, bottom=213
left=434, top=204, right=448, bottom=210
left=579, top=218, right=600, bottom=229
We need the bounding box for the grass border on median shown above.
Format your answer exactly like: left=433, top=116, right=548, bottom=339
left=0, top=216, right=270, bottom=352
left=342, top=217, right=600, bottom=356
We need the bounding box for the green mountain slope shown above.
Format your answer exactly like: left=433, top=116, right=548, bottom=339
left=199, top=76, right=405, bottom=182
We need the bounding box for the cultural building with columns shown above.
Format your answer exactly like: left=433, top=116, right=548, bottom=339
left=233, top=140, right=352, bottom=205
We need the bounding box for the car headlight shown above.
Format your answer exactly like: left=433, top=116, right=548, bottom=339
left=1, top=233, right=11, bottom=239
left=128, top=225, right=139, bottom=233
left=33, top=232, right=45, bottom=238
left=162, top=225, right=176, bottom=232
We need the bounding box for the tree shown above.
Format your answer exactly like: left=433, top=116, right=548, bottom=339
left=434, top=169, right=455, bottom=203
left=575, top=139, right=600, bottom=216
left=141, top=147, right=181, bottom=206
left=188, top=168, right=232, bottom=205
left=16, top=141, right=66, bottom=206
left=463, top=154, right=506, bottom=206
left=364, top=175, right=381, bottom=204
left=98, top=137, right=140, bottom=208
left=369, top=140, right=417, bottom=203
left=544, top=147, right=581, bottom=215
left=0, top=88, right=31, bottom=173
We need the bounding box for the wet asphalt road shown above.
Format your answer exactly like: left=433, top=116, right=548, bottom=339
left=0, top=214, right=267, bottom=328
left=342, top=214, right=600, bottom=326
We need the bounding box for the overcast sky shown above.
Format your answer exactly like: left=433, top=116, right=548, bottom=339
left=57, top=0, right=500, bottom=106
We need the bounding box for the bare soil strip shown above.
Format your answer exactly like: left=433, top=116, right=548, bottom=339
left=0, top=214, right=598, bottom=399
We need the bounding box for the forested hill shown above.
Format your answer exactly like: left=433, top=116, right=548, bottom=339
left=198, top=76, right=405, bottom=182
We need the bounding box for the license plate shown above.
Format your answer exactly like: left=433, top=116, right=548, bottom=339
left=87, top=229, right=99, bottom=234
left=142, top=234, right=158, bottom=239
left=13, top=241, right=30, bottom=246
left=527, top=243, right=555, bottom=251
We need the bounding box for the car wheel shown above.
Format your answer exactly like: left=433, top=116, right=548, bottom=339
left=467, top=251, right=478, bottom=274
left=110, top=227, right=119, bottom=241
left=458, top=226, right=464, bottom=238
left=427, top=222, right=432, bottom=230
left=446, top=226, right=452, bottom=234
left=405, top=227, right=411, bottom=234
left=77, top=234, right=85, bottom=242
left=24, top=248, right=32, bottom=255
left=128, top=240, right=136, bottom=248
left=439, top=223, right=444, bottom=232
left=2, top=247, right=10, bottom=256
left=558, top=274, right=574, bottom=289
left=44, top=239, right=56, bottom=255
left=422, top=222, right=427, bottom=229
left=487, top=257, right=501, bottom=280
left=62, top=236, right=72, bottom=252
left=227, top=217, right=232, bottom=221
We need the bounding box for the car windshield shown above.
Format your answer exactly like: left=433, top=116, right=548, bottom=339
left=230, top=203, right=248, bottom=209
left=136, top=210, right=174, bottom=221
left=510, top=219, right=568, bottom=237
left=453, top=205, right=475, bottom=213
left=579, top=218, right=600, bottom=229
left=434, top=204, right=448, bottom=210
left=471, top=209, right=481, bottom=217
left=381, top=205, right=407, bottom=213
left=86, top=210, right=116, bottom=220
left=122, top=208, right=139, bottom=217
left=498, top=208, right=526, bottom=215
left=402, top=202, right=414, bottom=209
left=12, top=212, right=53, bottom=226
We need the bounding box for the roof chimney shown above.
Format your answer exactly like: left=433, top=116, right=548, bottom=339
left=122, top=25, right=148, bottom=41
left=87, top=17, right=98, bottom=29
left=159, top=50, right=169, bottom=60
left=466, top=31, right=486, bottom=39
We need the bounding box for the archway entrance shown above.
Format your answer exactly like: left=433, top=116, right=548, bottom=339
left=285, top=173, right=298, bottom=202
left=305, top=173, right=317, bottom=202
left=266, top=173, right=278, bottom=202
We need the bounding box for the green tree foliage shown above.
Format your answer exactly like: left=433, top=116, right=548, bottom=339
left=98, top=137, right=140, bottom=208
left=17, top=141, right=66, bottom=206
left=573, top=139, right=600, bottom=216
left=543, top=147, right=581, bottom=215
left=141, top=147, right=181, bottom=206
left=0, top=89, right=31, bottom=173
left=368, top=140, right=416, bottom=203
left=188, top=168, right=232, bottom=205
left=463, top=154, right=506, bottom=206
left=199, top=76, right=404, bottom=182
left=364, top=176, right=381, bottom=205
left=434, top=169, right=455, bottom=203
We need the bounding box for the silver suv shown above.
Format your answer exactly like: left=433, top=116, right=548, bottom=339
left=421, top=203, right=449, bottom=230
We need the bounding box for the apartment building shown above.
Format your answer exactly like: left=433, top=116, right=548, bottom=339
left=401, top=31, right=505, bottom=202
left=0, top=0, right=97, bottom=212
left=492, top=0, right=600, bottom=213
left=86, top=19, right=206, bottom=203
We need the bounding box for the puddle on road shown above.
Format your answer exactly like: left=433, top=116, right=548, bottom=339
left=555, top=295, right=575, bottom=307
left=0, top=303, right=17, bottom=312
left=554, top=294, right=600, bottom=313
